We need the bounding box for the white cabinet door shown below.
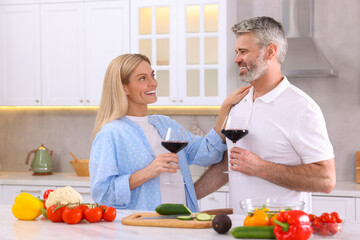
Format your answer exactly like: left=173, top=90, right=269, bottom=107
left=1, top=185, right=56, bottom=205
left=84, top=0, right=130, bottom=106
left=0, top=4, right=41, bottom=105
left=41, top=3, right=85, bottom=105
left=312, top=196, right=356, bottom=222
left=198, top=191, right=227, bottom=211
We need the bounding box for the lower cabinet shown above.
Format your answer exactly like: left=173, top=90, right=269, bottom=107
left=1, top=184, right=93, bottom=205
left=311, top=195, right=357, bottom=222
left=198, top=191, right=228, bottom=211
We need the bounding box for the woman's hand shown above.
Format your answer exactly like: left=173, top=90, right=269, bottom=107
left=146, top=153, right=180, bottom=179
left=221, top=85, right=251, bottom=110
left=214, top=85, right=251, bottom=140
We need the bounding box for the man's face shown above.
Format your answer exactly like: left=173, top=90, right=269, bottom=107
left=234, top=32, right=268, bottom=83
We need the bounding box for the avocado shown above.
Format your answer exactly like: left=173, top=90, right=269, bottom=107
left=212, top=214, right=232, bottom=234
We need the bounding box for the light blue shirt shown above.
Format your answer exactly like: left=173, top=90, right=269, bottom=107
left=89, top=115, right=226, bottom=212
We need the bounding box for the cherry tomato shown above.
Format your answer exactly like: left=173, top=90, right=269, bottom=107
left=103, top=206, right=117, bottom=222
left=320, top=213, right=331, bottom=223
left=308, top=214, right=317, bottom=222
left=243, top=210, right=269, bottom=226
left=319, top=224, right=329, bottom=236
left=62, top=206, right=82, bottom=224
left=330, top=212, right=342, bottom=223
left=327, top=222, right=339, bottom=235
left=78, top=204, right=89, bottom=220
left=47, top=205, right=66, bottom=222
left=43, top=189, right=54, bottom=200
left=84, top=207, right=103, bottom=223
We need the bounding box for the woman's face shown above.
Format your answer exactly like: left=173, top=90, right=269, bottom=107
left=124, top=61, right=158, bottom=107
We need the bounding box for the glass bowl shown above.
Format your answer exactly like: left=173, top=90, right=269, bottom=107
left=239, top=198, right=305, bottom=215
left=311, top=221, right=343, bottom=238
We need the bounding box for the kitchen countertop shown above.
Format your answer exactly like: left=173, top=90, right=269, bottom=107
left=0, top=205, right=358, bottom=240
left=1, top=171, right=360, bottom=197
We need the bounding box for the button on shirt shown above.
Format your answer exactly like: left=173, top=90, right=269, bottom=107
left=228, top=77, right=334, bottom=214
left=90, top=115, right=226, bottom=212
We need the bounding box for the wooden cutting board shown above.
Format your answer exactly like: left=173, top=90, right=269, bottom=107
left=121, top=212, right=212, bottom=228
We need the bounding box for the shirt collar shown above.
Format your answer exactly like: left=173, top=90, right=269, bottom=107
left=244, top=76, right=290, bottom=103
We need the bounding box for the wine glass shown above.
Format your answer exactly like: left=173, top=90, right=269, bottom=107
left=221, top=115, right=249, bottom=174
left=161, top=127, right=188, bottom=153
left=160, top=127, right=188, bottom=204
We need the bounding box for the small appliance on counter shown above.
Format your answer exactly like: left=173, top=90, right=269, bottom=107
left=26, top=144, right=53, bottom=175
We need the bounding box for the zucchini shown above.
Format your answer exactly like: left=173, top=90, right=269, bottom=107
left=195, top=213, right=212, bottom=221
left=230, top=226, right=275, bottom=239
left=177, top=215, right=194, bottom=221
left=155, top=203, right=192, bottom=215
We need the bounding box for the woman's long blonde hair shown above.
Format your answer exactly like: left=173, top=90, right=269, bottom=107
left=92, top=54, right=151, bottom=139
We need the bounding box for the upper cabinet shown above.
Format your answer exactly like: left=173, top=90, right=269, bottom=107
left=131, top=0, right=237, bottom=106
left=0, top=0, right=129, bottom=106
left=1, top=0, right=237, bottom=106
left=0, top=4, right=41, bottom=105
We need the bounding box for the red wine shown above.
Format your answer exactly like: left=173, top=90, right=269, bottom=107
left=161, top=141, right=188, bottom=153
left=221, top=129, right=248, bottom=143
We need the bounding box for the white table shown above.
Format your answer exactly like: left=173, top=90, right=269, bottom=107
left=0, top=205, right=359, bottom=240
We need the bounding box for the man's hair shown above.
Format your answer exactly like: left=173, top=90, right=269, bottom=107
left=232, top=16, right=288, bottom=64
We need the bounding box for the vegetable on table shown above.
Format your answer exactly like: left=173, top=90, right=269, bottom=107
left=230, top=226, right=275, bottom=239
left=155, top=203, right=191, bottom=215
left=62, top=206, right=82, bottom=224
left=12, top=192, right=43, bottom=220
left=42, top=189, right=54, bottom=209
left=195, top=213, right=212, bottom=221
left=243, top=210, right=270, bottom=226
left=212, top=214, right=232, bottom=234
left=273, top=210, right=313, bottom=240
left=45, top=186, right=83, bottom=209
left=83, top=206, right=103, bottom=223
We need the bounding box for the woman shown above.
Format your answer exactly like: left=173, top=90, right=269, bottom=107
left=89, top=54, right=249, bottom=211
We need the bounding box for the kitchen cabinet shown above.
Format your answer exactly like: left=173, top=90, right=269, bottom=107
left=0, top=0, right=129, bottom=106
left=311, top=195, right=356, bottom=222
left=1, top=184, right=57, bottom=205
left=198, top=191, right=228, bottom=211
left=0, top=4, right=41, bottom=105
left=131, top=0, right=237, bottom=106
left=1, top=184, right=93, bottom=205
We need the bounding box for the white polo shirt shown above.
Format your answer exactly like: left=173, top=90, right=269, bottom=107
left=228, top=77, right=334, bottom=214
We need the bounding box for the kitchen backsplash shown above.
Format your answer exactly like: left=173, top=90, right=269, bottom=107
left=0, top=109, right=215, bottom=177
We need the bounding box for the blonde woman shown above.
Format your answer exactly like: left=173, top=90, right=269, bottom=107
left=89, top=53, right=249, bottom=211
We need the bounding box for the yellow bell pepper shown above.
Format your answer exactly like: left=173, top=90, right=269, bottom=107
left=12, top=192, right=43, bottom=220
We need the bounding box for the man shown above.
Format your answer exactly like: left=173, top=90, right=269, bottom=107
left=194, top=16, right=336, bottom=213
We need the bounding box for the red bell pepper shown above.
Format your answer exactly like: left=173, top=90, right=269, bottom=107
left=42, top=189, right=54, bottom=209
left=273, top=210, right=313, bottom=240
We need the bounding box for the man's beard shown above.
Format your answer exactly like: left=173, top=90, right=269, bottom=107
left=238, top=50, right=268, bottom=83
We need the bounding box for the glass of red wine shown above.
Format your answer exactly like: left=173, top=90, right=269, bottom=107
left=161, top=128, right=188, bottom=153
left=221, top=115, right=248, bottom=174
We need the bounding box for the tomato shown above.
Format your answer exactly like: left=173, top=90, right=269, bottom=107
left=327, top=222, right=338, bottom=235
left=330, top=212, right=342, bottom=223
left=84, top=207, right=103, bottom=223
left=103, top=206, right=117, bottom=222
left=320, top=213, right=331, bottom=223
left=78, top=204, right=89, bottom=220
left=43, top=189, right=54, bottom=200
left=47, top=205, right=66, bottom=222
left=62, top=206, right=82, bottom=224
left=308, top=214, right=317, bottom=222
left=243, top=210, right=269, bottom=226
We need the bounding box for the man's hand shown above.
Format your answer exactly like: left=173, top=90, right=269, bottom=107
left=229, top=147, right=264, bottom=176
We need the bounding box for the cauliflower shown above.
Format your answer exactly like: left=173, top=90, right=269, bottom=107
left=45, top=186, right=83, bottom=209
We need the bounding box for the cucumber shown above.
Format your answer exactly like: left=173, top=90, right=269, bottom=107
left=177, top=215, right=194, bottom=221
left=230, top=226, right=276, bottom=239
left=195, top=213, right=212, bottom=221
left=155, top=203, right=192, bottom=215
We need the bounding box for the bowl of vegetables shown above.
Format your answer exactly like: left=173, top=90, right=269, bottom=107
left=240, top=198, right=305, bottom=215
left=309, top=212, right=343, bottom=237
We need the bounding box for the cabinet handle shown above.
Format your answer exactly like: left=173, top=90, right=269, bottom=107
left=80, top=100, right=84, bottom=103
left=35, top=100, right=39, bottom=103
left=172, top=99, right=176, bottom=102
left=86, top=99, right=90, bottom=103
left=178, top=99, right=183, bottom=102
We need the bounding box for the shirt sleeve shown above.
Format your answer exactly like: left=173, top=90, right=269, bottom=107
left=89, top=129, right=132, bottom=208
left=185, top=127, right=227, bottom=166
left=290, top=103, right=334, bottom=164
